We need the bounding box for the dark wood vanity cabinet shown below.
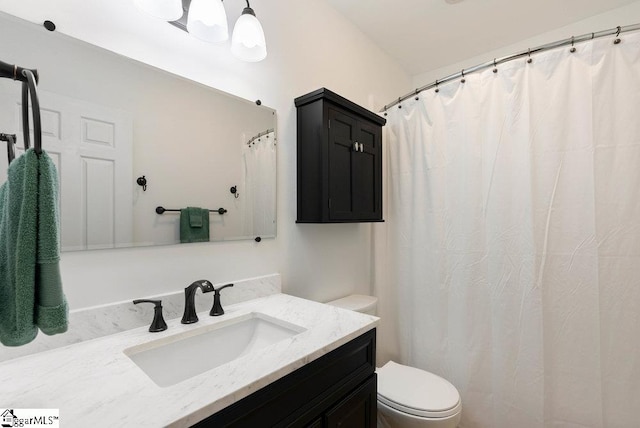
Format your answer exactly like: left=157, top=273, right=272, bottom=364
left=193, top=329, right=377, bottom=428
left=295, top=88, right=386, bottom=223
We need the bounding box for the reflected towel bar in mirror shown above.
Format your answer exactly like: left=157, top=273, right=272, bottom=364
left=155, top=206, right=228, bottom=215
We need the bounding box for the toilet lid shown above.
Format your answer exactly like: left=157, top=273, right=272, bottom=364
left=377, top=361, right=461, bottom=418
left=326, top=295, right=377, bottom=313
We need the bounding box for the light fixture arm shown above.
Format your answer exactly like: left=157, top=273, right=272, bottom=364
left=242, top=1, right=255, bottom=16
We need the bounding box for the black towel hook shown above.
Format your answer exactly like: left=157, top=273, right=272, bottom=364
left=0, top=133, right=16, bottom=165
left=136, top=176, right=147, bottom=191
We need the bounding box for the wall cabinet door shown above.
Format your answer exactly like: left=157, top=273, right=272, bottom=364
left=328, top=109, right=357, bottom=221
left=351, top=120, right=381, bottom=221
left=327, top=109, right=382, bottom=222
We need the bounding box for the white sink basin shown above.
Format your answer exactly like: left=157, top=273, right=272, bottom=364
left=124, top=312, right=306, bottom=387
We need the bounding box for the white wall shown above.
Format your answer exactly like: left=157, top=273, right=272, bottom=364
left=412, top=1, right=640, bottom=88
left=0, top=0, right=411, bottom=309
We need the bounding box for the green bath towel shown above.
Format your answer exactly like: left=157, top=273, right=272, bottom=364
left=0, top=149, right=68, bottom=347
left=180, top=207, right=210, bottom=243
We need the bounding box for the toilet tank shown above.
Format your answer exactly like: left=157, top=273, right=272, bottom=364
left=326, top=294, right=378, bottom=315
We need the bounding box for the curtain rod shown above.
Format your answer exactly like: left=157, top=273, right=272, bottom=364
left=247, top=128, right=275, bottom=146
left=381, top=23, right=640, bottom=112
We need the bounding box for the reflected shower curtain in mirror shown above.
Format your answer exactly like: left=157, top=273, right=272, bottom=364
left=242, top=131, right=276, bottom=237
left=378, top=32, right=640, bottom=427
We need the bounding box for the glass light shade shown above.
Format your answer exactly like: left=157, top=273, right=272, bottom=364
left=134, top=0, right=183, bottom=21
left=187, top=0, right=229, bottom=44
left=231, top=11, right=267, bottom=62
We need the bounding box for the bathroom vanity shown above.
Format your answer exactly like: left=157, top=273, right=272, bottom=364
left=197, top=329, right=376, bottom=427
left=0, top=293, right=378, bottom=427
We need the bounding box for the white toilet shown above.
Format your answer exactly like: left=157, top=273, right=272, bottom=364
left=327, top=295, right=462, bottom=428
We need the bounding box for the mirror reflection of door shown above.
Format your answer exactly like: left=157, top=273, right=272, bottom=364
left=0, top=85, right=133, bottom=251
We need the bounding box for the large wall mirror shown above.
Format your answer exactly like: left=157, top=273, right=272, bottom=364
left=0, top=13, right=277, bottom=252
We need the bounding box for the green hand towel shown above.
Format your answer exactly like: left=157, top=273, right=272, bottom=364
left=180, top=207, right=210, bottom=243
left=189, top=208, right=203, bottom=228
left=0, top=149, right=68, bottom=347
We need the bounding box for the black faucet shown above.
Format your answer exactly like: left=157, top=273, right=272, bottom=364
left=210, top=283, right=234, bottom=316
left=181, top=279, right=215, bottom=324
left=133, top=299, right=168, bottom=332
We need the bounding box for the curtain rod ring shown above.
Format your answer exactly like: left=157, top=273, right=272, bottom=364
left=527, top=48, right=533, bottom=64
left=398, top=97, right=402, bottom=109
left=435, top=79, right=439, bottom=93
left=461, top=69, right=466, bottom=84
left=493, top=58, right=498, bottom=73
left=615, top=26, right=622, bottom=44
left=570, top=36, right=576, bottom=53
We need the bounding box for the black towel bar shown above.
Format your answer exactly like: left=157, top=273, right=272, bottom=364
left=155, top=206, right=227, bottom=215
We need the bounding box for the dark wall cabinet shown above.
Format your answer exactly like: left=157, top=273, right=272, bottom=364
left=193, top=329, right=377, bottom=428
left=295, top=88, right=386, bottom=223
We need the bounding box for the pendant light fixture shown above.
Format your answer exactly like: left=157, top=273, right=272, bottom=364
left=134, top=0, right=183, bottom=21
left=187, top=0, right=229, bottom=44
left=133, top=0, right=267, bottom=62
left=231, top=1, right=267, bottom=62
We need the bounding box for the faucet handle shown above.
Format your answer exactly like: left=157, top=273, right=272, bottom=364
left=214, top=283, right=234, bottom=293
left=210, top=283, right=234, bottom=317
left=133, top=299, right=168, bottom=333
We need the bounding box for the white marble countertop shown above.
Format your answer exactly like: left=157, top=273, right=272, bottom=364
left=0, top=294, right=378, bottom=427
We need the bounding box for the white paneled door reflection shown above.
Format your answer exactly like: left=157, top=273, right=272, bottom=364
left=0, top=85, right=133, bottom=251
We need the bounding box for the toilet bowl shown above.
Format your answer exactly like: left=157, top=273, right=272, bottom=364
left=326, top=295, right=462, bottom=428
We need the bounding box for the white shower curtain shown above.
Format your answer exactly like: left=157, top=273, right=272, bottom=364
left=380, top=31, right=640, bottom=428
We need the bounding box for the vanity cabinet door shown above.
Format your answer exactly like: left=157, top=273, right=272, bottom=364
left=305, top=418, right=323, bottom=428
left=325, top=375, right=377, bottom=428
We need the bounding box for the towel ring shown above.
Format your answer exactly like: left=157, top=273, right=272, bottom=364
left=21, top=70, right=42, bottom=156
